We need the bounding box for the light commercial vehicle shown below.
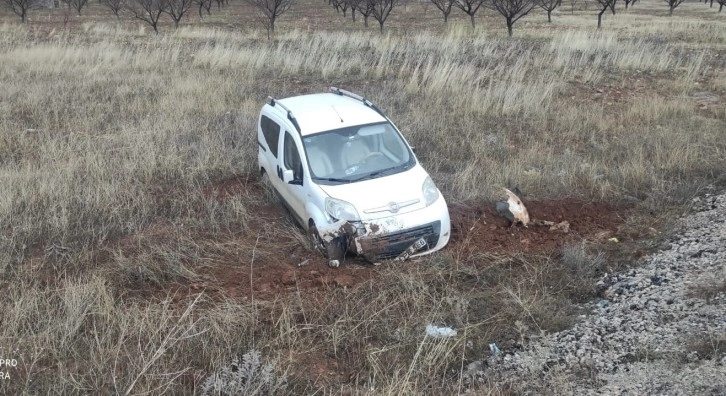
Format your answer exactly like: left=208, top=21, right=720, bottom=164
left=257, top=87, right=451, bottom=266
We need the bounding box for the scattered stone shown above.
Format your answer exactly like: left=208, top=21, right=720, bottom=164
left=464, top=189, right=726, bottom=393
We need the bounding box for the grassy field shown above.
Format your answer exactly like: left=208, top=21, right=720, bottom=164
left=1, top=0, right=725, bottom=393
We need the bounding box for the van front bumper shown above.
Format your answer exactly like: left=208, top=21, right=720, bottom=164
left=317, top=197, right=451, bottom=262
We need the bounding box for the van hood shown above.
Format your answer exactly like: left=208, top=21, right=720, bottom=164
left=318, top=166, right=430, bottom=221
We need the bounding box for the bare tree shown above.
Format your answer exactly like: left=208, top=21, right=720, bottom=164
left=163, top=0, right=193, bottom=27
left=100, top=0, right=124, bottom=18
left=195, top=0, right=211, bottom=16
left=3, top=0, right=39, bottom=22
left=346, top=0, right=361, bottom=21
left=126, top=0, right=167, bottom=34
left=369, top=0, right=399, bottom=33
left=594, top=0, right=615, bottom=28
left=246, top=0, right=295, bottom=39
left=454, top=0, right=486, bottom=29
left=332, top=0, right=349, bottom=15
left=355, top=0, right=373, bottom=26
left=62, top=0, right=89, bottom=14
left=622, top=0, right=633, bottom=8
left=663, top=0, right=684, bottom=15
left=718, top=0, right=725, bottom=12
left=488, top=0, right=535, bottom=36
left=569, top=0, right=576, bottom=13
left=538, top=0, right=558, bottom=21
left=429, top=0, right=455, bottom=22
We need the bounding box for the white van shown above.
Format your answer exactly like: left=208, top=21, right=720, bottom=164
left=257, top=87, right=451, bottom=266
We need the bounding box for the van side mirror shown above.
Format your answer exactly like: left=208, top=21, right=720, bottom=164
left=283, top=169, right=303, bottom=185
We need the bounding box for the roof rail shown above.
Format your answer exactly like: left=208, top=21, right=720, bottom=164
left=267, top=96, right=301, bottom=134
left=329, top=87, right=384, bottom=116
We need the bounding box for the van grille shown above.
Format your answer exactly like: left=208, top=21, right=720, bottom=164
left=358, top=221, right=441, bottom=261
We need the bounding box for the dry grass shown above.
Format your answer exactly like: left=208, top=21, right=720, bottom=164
left=1, top=0, right=726, bottom=393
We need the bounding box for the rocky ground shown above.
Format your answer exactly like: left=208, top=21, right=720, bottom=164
left=467, top=191, right=726, bottom=395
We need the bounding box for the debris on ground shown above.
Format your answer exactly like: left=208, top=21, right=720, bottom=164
left=489, top=343, right=501, bottom=356
left=549, top=221, right=570, bottom=233
left=495, top=188, right=530, bottom=227
left=467, top=191, right=726, bottom=394
left=425, top=325, right=458, bottom=338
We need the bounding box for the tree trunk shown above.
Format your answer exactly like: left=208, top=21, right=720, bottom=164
left=547, top=9, right=552, bottom=22
left=597, top=9, right=604, bottom=28
left=443, top=11, right=448, bottom=23
left=364, top=15, right=368, bottom=27
left=351, top=8, right=356, bottom=21
left=669, top=5, right=673, bottom=15
left=470, top=13, right=475, bottom=29
left=379, top=20, right=384, bottom=33
left=507, top=18, right=513, bottom=36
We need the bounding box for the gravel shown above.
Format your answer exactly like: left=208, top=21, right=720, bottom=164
left=467, top=191, right=726, bottom=395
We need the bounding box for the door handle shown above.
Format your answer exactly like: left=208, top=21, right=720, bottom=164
left=277, top=165, right=283, bottom=180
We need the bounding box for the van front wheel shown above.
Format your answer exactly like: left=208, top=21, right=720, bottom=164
left=308, top=221, right=344, bottom=268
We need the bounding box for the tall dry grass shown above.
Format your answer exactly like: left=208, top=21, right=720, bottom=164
left=1, top=2, right=725, bottom=393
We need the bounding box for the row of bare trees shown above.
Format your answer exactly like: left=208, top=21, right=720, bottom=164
left=1, top=0, right=285, bottom=34
left=329, top=0, right=725, bottom=35
left=3, top=0, right=725, bottom=35
left=326, top=0, right=561, bottom=35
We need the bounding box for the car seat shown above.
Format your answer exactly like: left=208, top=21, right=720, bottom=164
left=340, top=138, right=371, bottom=169
left=306, top=145, right=334, bottom=178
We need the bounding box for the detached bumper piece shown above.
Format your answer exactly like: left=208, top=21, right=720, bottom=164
left=354, top=221, right=441, bottom=262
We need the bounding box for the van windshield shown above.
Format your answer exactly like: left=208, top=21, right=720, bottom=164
left=302, top=122, right=415, bottom=185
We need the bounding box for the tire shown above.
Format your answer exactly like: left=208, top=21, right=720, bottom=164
left=308, top=222, right=326, bottom=255
left=309, top=221, right=345, bottom=267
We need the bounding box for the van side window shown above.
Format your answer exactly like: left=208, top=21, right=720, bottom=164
left=260, top=115, right=280, bottom=157
left=380, top=124, right=408, bottom=161
left=284, top=132, right=303, bottom=180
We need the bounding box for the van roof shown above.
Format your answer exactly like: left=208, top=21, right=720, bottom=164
left=271, top=93, right=388, bottom=136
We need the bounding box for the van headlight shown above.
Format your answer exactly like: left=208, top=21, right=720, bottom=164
left=422, top=176, right=440, bottom=206
left=325, top=198, right=360, bottom=221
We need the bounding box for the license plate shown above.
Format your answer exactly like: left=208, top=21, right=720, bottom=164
left=394, top=237, right=427, bottom=262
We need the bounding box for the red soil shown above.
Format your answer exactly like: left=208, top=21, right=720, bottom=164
left=191, top=177, right=628, bottom=300
left=103, top=176, right=629, bottom=302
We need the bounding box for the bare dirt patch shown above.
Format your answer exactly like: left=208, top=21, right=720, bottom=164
left=449, top=198, right=626, bottom=261
left=126, top=177, right=629, bottom=302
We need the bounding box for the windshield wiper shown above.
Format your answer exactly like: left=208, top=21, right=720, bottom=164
left=314, top=177, right=352, bottom=183
left=351, top=166, right=400, bottom=182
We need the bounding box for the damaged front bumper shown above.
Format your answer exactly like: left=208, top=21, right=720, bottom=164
left=317, top=217, right=449, bottom=263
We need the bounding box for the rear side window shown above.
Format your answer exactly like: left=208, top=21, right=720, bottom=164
left=260, top=115, right=280, bottom=158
